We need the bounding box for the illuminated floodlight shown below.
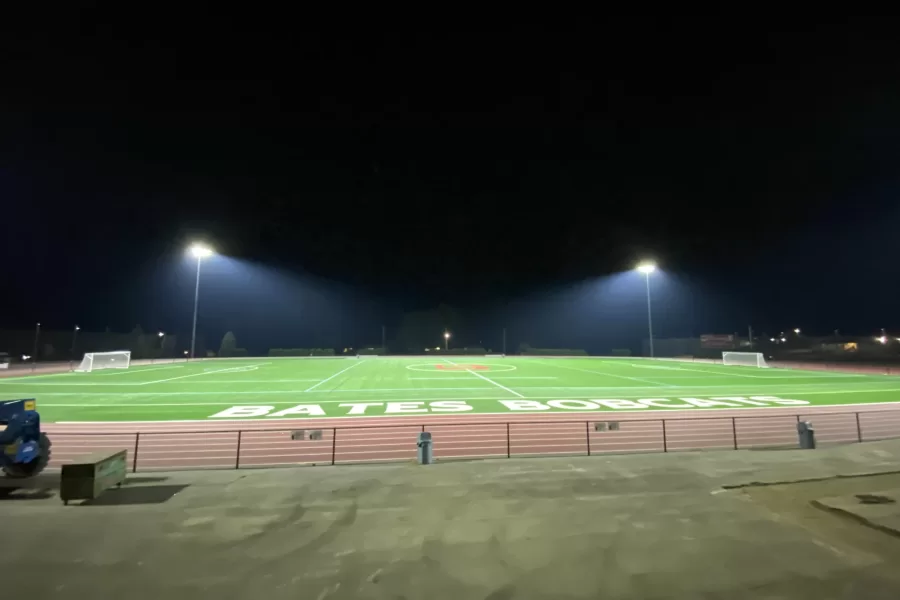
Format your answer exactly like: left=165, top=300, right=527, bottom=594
left=877, top=336, right=888, bottom=344
left=444, top=332, right=451, bottom=339
left=780, top=337, right=786, bottom=342
left=158, top=331, right=165, bottom=337
left=769, top=338, right=776, bottom=342
left=636, top=262, right=657, bottom=274
left=793, top=328, right=801, bottom=334
left=189, top=243, right=214, bottom=259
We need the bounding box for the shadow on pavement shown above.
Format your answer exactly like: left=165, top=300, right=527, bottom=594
left=0, top=487, right=55, bottom=501
left=80, top=484, right=189, bottom=506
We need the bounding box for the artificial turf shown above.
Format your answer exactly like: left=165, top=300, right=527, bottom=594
left=1, top=356, right=899, bottom=422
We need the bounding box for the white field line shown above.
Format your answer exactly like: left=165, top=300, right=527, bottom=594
left=24, top=383, right=900, bottom=398
left=625, top=363, right=772, bottom=379
left=46, top=400, right=900, bottom=425
left=304, top=359, right=364, bottom=392
left=138, top=365, right=271, bottom=385
left=486, top=376, right=558, bottom=380
left=541, top=359, right=670, bottom=386
left=443, top=359, right=524, bottom=398
left=0, top=371, right=79, bottom=382
left=0, top=378, right=328, bottom=386
left=160, top=379, right=324, bottom=383
left=36, top=386, right=900, bottom=411
left=201, top=363, right=272, bottom=373
left=12, top=380, right=896, bottom=392
left=316, top=387, right=490, bottom=392
left=618, top=372, right=866, bottom=380
left=91, top=365, right=186, bottom=376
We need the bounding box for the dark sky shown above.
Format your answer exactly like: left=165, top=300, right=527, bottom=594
left=3, top=17, right=900, bottom=351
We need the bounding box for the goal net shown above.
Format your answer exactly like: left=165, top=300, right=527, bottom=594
left=722, top=351, right=768, bottom=368
left=75, top=351, right=132, bottom=372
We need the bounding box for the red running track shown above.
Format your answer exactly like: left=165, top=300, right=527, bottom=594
left=40, top=403, right=900, bottom=472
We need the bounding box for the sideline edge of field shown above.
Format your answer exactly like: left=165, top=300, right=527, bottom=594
left=49, top=399, right=900, bottom=425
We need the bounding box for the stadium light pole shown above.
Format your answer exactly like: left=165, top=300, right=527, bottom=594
left=188, top=244, right=214, bottom=359
left=636, top=262, right=657, bottom=357
left=32, top=322, right=40, bottom=366
left=158, top=331, right=166, bottom=358
left=444, top=331, right=450, bottom=352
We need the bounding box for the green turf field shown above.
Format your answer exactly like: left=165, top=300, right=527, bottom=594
left=1, top=357, right=899, bottom=422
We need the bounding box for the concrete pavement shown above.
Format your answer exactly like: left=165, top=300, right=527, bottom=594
left=4, top=441, right=900, bottom=598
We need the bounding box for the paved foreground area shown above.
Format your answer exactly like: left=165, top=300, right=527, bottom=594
left=4, top=444, right=900, bottom=598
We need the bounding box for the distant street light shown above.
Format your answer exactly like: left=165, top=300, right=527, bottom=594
left=635, top=262, right=657, bottom=357
left=190, top=243, right=213, bottom=259
left=443, top=331, right=451, bottom=352
left=793, top=328, right=801, bottom=334
left=187, top=244, right=215, bottom=359
left=71, top=324, right=81, bottom=359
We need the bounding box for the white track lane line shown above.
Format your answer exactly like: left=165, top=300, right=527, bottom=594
left=443, top=359, right=525, bottom=398
left=304, top=359, right=364, bottom=392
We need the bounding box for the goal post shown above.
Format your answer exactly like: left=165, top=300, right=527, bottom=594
left=721, top=351, right=768, bottom=368
left=74, top=351, right=132, bottom=373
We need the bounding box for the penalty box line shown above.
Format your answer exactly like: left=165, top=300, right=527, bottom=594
left=304, top=359, right=364, bottom=392
left=442, top=359, right=524, bottom=398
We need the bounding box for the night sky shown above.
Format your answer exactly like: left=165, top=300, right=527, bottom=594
left=3, top=18, right=900, bottom=352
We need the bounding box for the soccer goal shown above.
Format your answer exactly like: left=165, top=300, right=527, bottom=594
left=721, top=351, right=769, bottom=368
left=75, top=350, right=132, bottom=372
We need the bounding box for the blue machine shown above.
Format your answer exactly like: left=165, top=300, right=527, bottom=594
left=0, top=399, right=52, bottom=478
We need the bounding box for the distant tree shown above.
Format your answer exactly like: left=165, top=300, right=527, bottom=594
left=161, top=334, right=177, bottom=357
left=129, top=325, right=149, bottom=358
left=219, top=331, right=238, bottom=357
left=396, top=305, right=464, bottom=352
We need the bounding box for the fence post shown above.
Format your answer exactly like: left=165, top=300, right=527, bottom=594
left=331, top=428, right=338, bottom=465
left=585, top=421, right=591, bottom=456
left=235, top=430, right=242, bottom=469
left=661, top=419, right=667, bottom=452
left=856, top=412, right=863, bottom=443
left=731, top=417, right=738, bottom=450
left=421, top=424, right=425, bottom=433
left=132, top=432, right=140, bottom=473
left=506, top=423, right=511, bottom=458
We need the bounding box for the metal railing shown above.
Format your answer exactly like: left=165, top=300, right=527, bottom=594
left=46, top=409, right=900, bottom=473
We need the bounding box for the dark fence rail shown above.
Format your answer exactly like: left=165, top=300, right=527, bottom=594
left=44, top=409, right=900, bottom=473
